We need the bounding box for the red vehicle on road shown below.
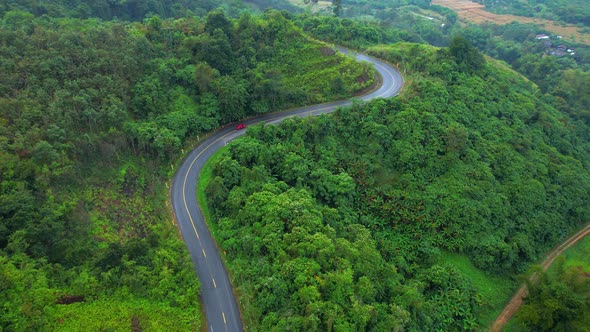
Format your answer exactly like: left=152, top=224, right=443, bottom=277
left=236, top=123, right=247, bottom=130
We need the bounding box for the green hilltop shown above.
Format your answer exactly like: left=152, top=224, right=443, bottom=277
left=199, top=40, right=589, bottom=330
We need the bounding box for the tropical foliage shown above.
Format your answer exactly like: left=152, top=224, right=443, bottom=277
left=0, top=9, right=372, bottom=329
left=0, top=0, right=299, bottom=20
left=517, top=258, right=590, bottom=331
left=203, top=41, right=590, bottom=330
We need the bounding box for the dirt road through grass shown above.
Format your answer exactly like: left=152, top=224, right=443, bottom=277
left=490, top=223, right=590, bottom=331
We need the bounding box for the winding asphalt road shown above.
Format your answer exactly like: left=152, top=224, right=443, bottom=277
left=170, top=49, right=403, bottom=332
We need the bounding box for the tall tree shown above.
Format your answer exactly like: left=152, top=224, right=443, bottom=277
left=332, top=0, right=342, bottom=17
left=518, top=261, right=590, bottom=331
left=212, top=76, right=249, bottom=123
left=449, top=35, right=485, bottom=74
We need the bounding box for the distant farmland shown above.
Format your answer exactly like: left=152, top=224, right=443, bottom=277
left=433, top=0, right=590, bottom=44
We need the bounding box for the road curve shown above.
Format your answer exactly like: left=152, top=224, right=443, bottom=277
left=170, top=49, right=403, bottom=332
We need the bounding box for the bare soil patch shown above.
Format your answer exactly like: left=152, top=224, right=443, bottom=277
left=433, top=0, right=590, bottom=44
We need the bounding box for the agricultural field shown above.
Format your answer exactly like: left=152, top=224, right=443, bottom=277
left=433, top=0, right=590, bottom=44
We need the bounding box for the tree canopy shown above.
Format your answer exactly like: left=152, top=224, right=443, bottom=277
left=202, top=41, right=590, bottom=330
left=0, top=9, right=373, bottom=329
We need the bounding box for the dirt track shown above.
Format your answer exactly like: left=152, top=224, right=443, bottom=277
left=489, top=223, right=590, bottom=332
left=433, top=0, right=590, bottom=44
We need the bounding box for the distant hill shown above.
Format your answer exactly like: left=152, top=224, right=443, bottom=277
left=0, top=0, right=300, bottom=21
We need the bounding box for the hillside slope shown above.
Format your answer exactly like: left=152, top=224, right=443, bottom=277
left=0, top=10, right=373, bottom=330
left=201, top=41, right=590, bottom=330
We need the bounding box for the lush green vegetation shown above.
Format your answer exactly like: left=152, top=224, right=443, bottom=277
left=295, top=5, right=458, bottom=48
left=456, top=22, right=590, bottom=125
left=295, top=8, right=590, bottom=127
left=299, top=0, right=454, bottom=23
left=0, top=9, right=373, bottom=329
left=475, top=0, right=590, bottom=27
left=556, top=236, right=590, bottom=272
left=440, top=252, right=517, bottom=325
left=506, top=234, right=590, bottom=331
left=515, top=257, right=590, bottom=331
left=0, top=0, right=299, bottom=21
left=202, top=40, right=589, bottom=330
left=2, top=0, right=589, bottom=329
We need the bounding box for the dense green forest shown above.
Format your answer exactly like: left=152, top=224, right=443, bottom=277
left=290, top=1, right=590, bottom=131
left=295, top=12, right=590, bottom=127
left=464, top=23, right=590, bottom=126
left=2, top=0, right=590, bottom=329
left=0, top=9, right=373, bottom=329
left=0, top=0, right=300, bottom=20
left=203, top=40, right=590, bottom=330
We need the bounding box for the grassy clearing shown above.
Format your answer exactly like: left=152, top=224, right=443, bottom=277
left=503, top=318, right=527, bottom=332
left=45, top=298, right=200, bottom=331
left=552, top=235, right=590, bottom=273
left=439, top=252, right=518, bottom=329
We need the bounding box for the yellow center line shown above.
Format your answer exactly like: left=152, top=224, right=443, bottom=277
left=175, top=51, right=400, bottom=332
left=182, top=132, right=235, bottom=243
left=180, top=55, right=399, bottom=247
